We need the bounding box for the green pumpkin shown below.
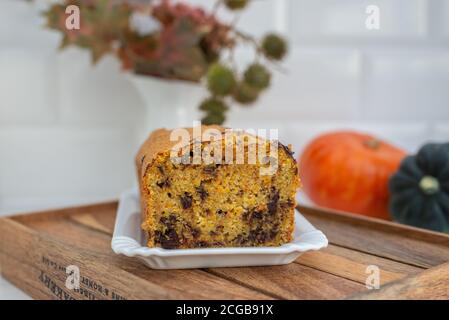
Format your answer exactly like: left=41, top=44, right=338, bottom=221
left=389, top=142, right=449, bottom=234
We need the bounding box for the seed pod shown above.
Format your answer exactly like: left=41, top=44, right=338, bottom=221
left=262, top=34, right=288, bottom=60
left=244, top=63, right=271, bottom=90
left=206, top=63, right=236, bottom=96
left=224, top=0, right=249, bottom=10
left=233, top=81, right=259, bottom=104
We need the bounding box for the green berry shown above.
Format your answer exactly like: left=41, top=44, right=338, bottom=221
left=202, top=112, right=226, bottom=125
left=199, top=98, right=229, bottom=114
left=233, top=82, right=259, bottom=105
left=224, top=0, right=249, bottom=10
left=206, top=63, right=236, bottom=96
left=244, top=63, right=271, bottom=90
left=262, top=34, right=288, bottom=60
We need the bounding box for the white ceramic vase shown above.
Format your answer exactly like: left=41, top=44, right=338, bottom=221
left=127, top=74, right=206, bottom=142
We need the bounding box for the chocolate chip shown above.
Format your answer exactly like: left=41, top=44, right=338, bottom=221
left=156, top=178, right=171, bottom=189
left=216, top=209, right=227, bottom=217
left=159, top=216, right=168, bottom=225
left=248, top=227, right=270, bottom=244
left=169, top=214, right=177, bottom=224
left=157, top=216, right=180, bottom=249
left=154, top=230, right=162, bottom=243
left=180, top=192, right=193, bottom=209
left=268, top=187, right=280, bottom=215
left=196, top=184, right=208, bottom=201
left=191, top=228, right=201, bottom=239
left=278, top=142, right=295, bottom=160
left=203, top=164, right=220, bottom=175
left=195, top=241, right=208, bottom=248
left=252, top=211, right=263, bottom=220
left=234, top=235, right=245, bottom=245
left=280, top=199, right=295, bottom=209
left=157, top=165, right=165, bottom=175
left=212, top=242, right=224, bottom=247
left=160, top=228, right=180, bottom=249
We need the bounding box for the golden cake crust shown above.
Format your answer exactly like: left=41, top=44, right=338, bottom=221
left=136, top=126, right=300, bottom=249
left=136, top=126, right=227, bottom=223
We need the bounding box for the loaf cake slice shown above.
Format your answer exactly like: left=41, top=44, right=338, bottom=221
left=136, top=126, right=300, bottom=249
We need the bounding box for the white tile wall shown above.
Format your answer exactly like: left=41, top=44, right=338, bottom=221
left=0, top=48, right=58, bottom=125
left=362, top=50, right=449, bottom=121
left=0, top=0, right=59, bottom=48
left=288, top=0, right=426, bottom=39
left=435, top=0, right=449, bottom=36
left=227, top=48, right=361, bottom=122
left=285, top=122, right=430, bottom=155
left=432, top=123, right=449, bottom=143
left=0, top=126, right=137, bottom=213
left=57, top=48, right=144, bottom=126
left=187, top=0, right=280, bottom=36
left=1, top=0, right=449, bottom=215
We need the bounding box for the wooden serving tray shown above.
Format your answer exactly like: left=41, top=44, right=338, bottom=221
left=1, top=202, right=449, bottom=300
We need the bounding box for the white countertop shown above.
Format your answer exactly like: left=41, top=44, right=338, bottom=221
left=0, top=276, right=31, bottom=300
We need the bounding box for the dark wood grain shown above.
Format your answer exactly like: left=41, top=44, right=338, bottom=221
left=23, top=214, right=366, bottom=300
left=208, top=263, right=366, bottom=300
left=296, top=246, right=416, bottom=286
left=0, top=217, right=270, bottom=300
left=1, top=201, right=449, bottom=300
left=350, top=262, right=449, bottom=300
left=299, top=205, right=449, bottom=268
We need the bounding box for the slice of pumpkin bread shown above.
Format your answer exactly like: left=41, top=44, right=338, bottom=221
left=136, top=126, right=300, bottom=249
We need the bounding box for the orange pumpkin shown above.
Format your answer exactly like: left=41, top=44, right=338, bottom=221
left=299, top=131, right=406, bottom=220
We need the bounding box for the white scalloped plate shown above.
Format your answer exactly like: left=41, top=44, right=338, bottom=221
left=112, top=188, right=328, bottom=269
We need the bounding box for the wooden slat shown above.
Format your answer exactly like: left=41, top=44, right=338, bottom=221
left=297, top=248, right=409, bottom=286
left=0, top=217, right=270, bottom=300
left=321, top=245, right=422, bottom=275
left=2, top=201, right=449, bottom=300
left=11, top=201, right=117, bottom=223
left=350, top=262, right=449, bottom=300
left=39, top=209, right=408, bottom=297
left=299, top=205, right=449, bottom=268
left=207, top=263, right=366, bottom=300
left=29, top=215, right=366, bottom=300
left=0, top=253, right=57, bottom=300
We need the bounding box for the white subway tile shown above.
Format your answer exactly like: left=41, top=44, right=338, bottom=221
left=227, top=48, right=361, bottom=123
left=435, top=0, right=449, bottom=36
left=0, top=48, right=58, bottom=125
left=186, top=0, right=278, bottom=36
left=288, top=0, right=426, bottom=40
left=0, top=127, right=137, bottom=204
left=431, top=123, right=449, bottom=143
left=285, top=121, right=428, bottom=156
left=362, top=50, right=449, bottom=122
left=57, top=48, right=144, bottom=126
left=0, top=0, right=60, bottom=48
